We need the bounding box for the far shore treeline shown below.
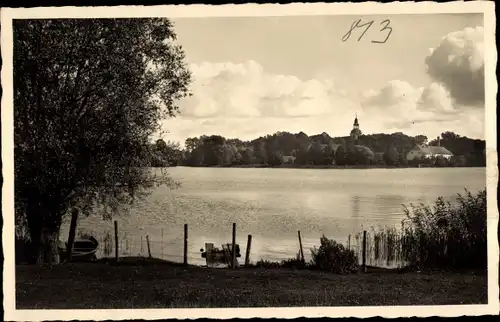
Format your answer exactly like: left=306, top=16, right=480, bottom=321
left=150, top=131, right=486, bottom=168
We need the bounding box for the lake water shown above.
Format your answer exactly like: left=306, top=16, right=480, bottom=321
left=60, top=167, right=486, bottom=266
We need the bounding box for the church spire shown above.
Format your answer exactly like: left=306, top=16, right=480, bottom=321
left=350, top=113, right=361, bottom=142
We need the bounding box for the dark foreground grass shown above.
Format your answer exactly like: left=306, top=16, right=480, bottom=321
left=16, top=258, right=487, bottom=308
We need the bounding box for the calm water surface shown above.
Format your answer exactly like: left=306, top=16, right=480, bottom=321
left=61, top=167, right=486, bottom=265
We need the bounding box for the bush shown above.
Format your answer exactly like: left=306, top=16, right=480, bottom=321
left=400, top=189, right=486, bottom=272
left=254, top=253, right=307, bottom=269
left=434, top=156, right=448, bottom=167
left=254, top=259, right=281, bottom=269
left=280, top=253, right=308, bottom=269
left=310, top=235, right=359, bottom=274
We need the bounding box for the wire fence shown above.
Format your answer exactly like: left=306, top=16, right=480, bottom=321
left=77, top=224, right=409, bottom=269
left=78, top=228, right=187, bottom=263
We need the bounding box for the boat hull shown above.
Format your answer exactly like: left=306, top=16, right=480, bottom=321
left=59, top=236, right=99, bottom=262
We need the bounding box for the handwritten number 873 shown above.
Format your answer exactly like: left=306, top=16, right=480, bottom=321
left=342, top=19, right=392, bottom=44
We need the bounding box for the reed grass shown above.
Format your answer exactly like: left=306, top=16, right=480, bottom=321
left=400, top=188, right=486, bottom=271
left=355, top=189, right=487, bottom=272
left=102, top=231, right=113, bottom=257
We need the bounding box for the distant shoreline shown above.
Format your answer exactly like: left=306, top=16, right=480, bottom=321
left=167, top=164, right=486, bottom=170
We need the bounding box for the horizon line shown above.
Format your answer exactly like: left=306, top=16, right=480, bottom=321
left=152, top=129, right=485, bottom=145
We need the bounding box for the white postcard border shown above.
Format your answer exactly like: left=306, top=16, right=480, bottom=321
left=1, top=2, right=498, bottom=321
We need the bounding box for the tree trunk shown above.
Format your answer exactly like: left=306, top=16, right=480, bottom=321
left=26, top=202, right=65, bottom=265
left=36, top=228, right=61, bottom=266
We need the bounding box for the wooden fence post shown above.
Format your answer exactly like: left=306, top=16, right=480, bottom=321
left=231, top=223, right=237, bottom=268
left=298, top=230, right=305, bottom=263
left=184, top=224, right=188, bottom=266
left=114, top=220, right=119, bottom=263
left=245, top=234, right=252, bottom=267
left=146, top=235, right=152, bottom=258
left=66, top=208, right=79, bottom=262
left=362, top=230, right=367, bottom=273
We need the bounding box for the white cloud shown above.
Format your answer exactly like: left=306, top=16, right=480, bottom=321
left=425, top=26, right=484, bottom=105
left=360, top=79, right=482, bottom=139
left=158, top=59, right=484, bottom=146
left=178, top=60, right=355, bottom=119
left=417, top=82, right=455, bottom=113
left=362, top=80, right=423, bottom=118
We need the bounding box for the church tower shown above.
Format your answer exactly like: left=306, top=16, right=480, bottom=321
left=350, top=113, right=362, bottom=143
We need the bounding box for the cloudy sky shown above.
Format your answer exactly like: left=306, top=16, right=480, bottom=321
left=158, top=13, right=484, bottom=145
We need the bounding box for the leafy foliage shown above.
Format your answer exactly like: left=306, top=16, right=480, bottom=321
left=415, top=135, right=428, bottom=146
left=253, top=253, right=307, bottom=269
left=310, top=236, right=360, bottom=274
left=334, top=144, right=347, bottom=166
left=150, top=139, right=183, bottom=167
left=384, top=143, right=399, bottom=166
left=14, top=18, right=191, bottom=263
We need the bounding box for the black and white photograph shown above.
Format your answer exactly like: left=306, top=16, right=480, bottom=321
left=1, top=2, right=498, bottom=320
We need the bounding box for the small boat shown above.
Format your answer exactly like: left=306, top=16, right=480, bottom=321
left=59, top=236, right=99, bottom=262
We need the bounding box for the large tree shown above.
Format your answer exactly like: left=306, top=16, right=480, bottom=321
left=414, top=135, right=428, bottom=146
left=308, top=141, right=324, bottom=165
left=14, top=19, right=191, bottom=264
left=152, top=139, right=182, bottom=167
left=241, top=147, right=255, bottom=165
left=334, top=145, right=347, bottom=166
left=255, top=142, right=269, bottom=165
left=201, top=135, right=226, bottom=166
left=383, top=143, right=399, bottom=166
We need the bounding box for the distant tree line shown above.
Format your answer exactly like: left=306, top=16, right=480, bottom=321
left=150, top=131, right=486, bottom=168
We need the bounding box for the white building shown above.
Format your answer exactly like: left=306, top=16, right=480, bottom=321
left=406, top=144, right=453, bottom=161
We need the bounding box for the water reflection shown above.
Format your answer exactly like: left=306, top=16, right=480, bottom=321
left=351, top=195, right=361, bottom=217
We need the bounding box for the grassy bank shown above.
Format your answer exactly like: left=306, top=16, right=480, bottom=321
left=16, top=258, right=487, bottom=308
